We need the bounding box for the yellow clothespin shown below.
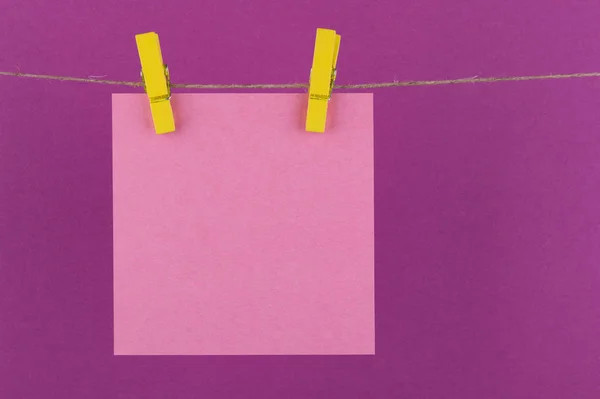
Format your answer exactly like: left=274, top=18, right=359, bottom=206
left=135, top=32, right=175, bottom=134
left=306, top=28, right=341, bottom=133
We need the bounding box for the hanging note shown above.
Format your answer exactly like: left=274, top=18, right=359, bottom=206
left=112, top=93, right=374, bottom=355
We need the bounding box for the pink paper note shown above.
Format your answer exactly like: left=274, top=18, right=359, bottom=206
left=113, top=93, right=374, bottom=355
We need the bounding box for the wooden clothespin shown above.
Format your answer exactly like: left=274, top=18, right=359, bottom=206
left=306, top=28, right=341, bottom=133
left=135, top=32, right=175, bottom=134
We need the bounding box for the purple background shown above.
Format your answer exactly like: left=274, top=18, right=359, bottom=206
left=1, top=0, right=600, bottom=398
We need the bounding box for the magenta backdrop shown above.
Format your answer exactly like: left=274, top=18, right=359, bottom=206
left=2, top=1, right=600, bottom=398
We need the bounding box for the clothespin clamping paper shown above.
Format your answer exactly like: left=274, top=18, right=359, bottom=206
left=135, top=32, right=175, bottom=134
left=306, top=28, right=341, bottom=133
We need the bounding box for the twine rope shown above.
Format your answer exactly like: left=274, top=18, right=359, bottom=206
left=1, top=71, right=600, bottom=89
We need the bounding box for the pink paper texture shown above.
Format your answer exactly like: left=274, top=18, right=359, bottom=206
left=113, top=93, right=374, bottom=355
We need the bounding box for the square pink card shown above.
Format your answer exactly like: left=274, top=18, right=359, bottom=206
left=113, top=93, right=374, bottom=355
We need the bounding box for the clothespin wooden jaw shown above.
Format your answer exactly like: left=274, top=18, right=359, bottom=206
left=135, top=32, right=175, bottom=134
left=306, top=28, right=341, bottom=133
